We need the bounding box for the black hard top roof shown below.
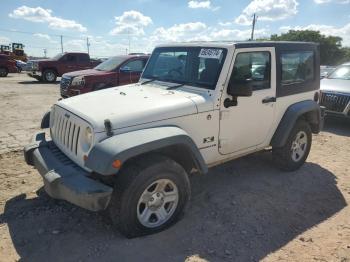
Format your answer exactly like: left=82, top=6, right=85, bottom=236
left=234, top=41, right=319, bottom=49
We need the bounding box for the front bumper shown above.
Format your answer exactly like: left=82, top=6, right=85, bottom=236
left=27, top=71, right=42, bottom=80
left=24, top=132, right=113, bottom=211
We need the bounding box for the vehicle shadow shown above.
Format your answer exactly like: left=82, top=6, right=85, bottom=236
left=323, top=117, right=350, bottom=137
left=17, top=80, right=60, bottom=85
left=1, top=152, right=346, bottom=262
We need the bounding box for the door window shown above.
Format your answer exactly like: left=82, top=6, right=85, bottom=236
left=121, top=59, right=145, bottom=72
left=65, top=55, right=77, bottom=63
left=281, top=51, right=314, bottom=85
left=79, top=55, right=90, bottom=62
left=230, top=52, right=271, bottom=91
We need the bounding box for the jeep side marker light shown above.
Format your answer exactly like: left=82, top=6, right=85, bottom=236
left=112, top=159, right=122, bottom=169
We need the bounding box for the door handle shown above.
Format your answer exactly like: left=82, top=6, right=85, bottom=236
left=262, top=97, right=276, bottom=103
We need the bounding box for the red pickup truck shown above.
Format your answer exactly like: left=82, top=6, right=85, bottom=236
left=60, top=54, right=149, bottom=98
left=27, top=52, right=101, bottom=82
left=0, top=54, right=18, bottom=77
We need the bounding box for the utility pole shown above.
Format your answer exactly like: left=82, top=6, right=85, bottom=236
left=43, top=48, right=47, bottom=58
left=60, top=35, right=63, bottom=53
left=250, top=13, right=258, bottom=41
left=127, top=28, right=131, bottom=54
left=86, top=37, right=90, bottom=55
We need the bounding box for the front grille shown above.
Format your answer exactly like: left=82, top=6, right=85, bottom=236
left=60, top=77, right=72, bottom=96
left=51, top=111, right=81, bottom=156
left=320, top=92, right=350, bottom=113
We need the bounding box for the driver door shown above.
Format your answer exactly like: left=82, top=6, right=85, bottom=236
left=219, top=47, right=276, bottom=155
left=119, top=59, right=146, bottom=85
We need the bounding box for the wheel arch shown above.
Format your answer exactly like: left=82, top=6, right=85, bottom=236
left=42, top=67, right=58, bottom=76
left=271, top=100, right=323, bottom=148
left=85, top=126, right=208, bottom=176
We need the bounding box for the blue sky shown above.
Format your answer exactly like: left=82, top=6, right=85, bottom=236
left=0, top=0, right=349, bottom=57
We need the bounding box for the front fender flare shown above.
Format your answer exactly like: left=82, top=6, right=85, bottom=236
left=85, top=126, right=208, bottom=175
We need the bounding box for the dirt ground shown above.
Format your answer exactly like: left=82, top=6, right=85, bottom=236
left=0, top=74, right=349, bottom=262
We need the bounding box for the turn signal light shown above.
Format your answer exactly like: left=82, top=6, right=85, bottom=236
left=112, top=159, right=122, bottom=169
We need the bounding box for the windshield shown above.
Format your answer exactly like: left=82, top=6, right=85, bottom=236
left=327, top=65, right=350, bottom=80
left=52, top=53, right=64, bottom=60
left=95, top=56, right=128, bottom=71
left=142, top=47, right=227, bottom=90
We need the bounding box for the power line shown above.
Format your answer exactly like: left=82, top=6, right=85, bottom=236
left=0, top=28, right=82, bottom=39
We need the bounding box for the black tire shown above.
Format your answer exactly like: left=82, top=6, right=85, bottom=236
left=108, top=154, right=190, bottom=238
left=273, top=120, right=312, bottom=171
left=0, top=67, right=8, bottom=77
left=42, top=69, right=57, bottom=82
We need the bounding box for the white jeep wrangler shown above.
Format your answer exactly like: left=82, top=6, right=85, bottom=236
left=25, top=41, right=323, bottom=238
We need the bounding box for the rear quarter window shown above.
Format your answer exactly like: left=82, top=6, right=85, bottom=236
left=281, top=51, right=315, bottom=85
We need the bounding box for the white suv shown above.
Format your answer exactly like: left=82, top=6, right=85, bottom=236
left=25, top=41, right=323, bottom=238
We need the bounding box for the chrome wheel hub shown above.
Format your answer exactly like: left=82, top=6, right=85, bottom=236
left=137, top=179, right=179, bottom=228
left=46, top=72, right=55, bottom=81
left=291, top=131, right=308, bottom=162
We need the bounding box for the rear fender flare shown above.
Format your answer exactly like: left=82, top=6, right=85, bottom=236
left=271, top=100, right=322, bottom=148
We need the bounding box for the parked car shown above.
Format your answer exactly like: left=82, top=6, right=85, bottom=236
left=0, top=54, right=18, bottom=77
left=25, top=41, right=323, bottom=238
left=60, top=54, right=149, bottom=98
left=27, top=52, right=101, bottom=83
left=320, top=65, right=336, bottom=79
left=15, top=59, right=27, bottom=73
left=320, top=62, right=350, bottom=118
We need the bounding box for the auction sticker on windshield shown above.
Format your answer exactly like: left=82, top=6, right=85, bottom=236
left=199, top=48, right=223, bottom=59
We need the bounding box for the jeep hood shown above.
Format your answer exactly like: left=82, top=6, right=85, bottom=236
left=56, top=84, right=213, bottom=132
left=321, top=78, right=350, bottom=93
left=64, top=69, right=113, bottom=78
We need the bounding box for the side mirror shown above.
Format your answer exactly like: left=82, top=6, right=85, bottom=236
left=227, top=79, right=253, bottom=97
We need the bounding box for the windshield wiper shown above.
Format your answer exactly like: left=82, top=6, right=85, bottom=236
left=167, top=83, right=185, bottom=90
left=140, top=78, right=157, bottom=85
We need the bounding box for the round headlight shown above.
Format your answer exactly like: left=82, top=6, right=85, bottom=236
left=82, top=126, right=93, bottom=152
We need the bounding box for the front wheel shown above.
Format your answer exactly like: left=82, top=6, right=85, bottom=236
left=273, top=120, right=312, bottom=171
left=42, top=69, right=57, bottom=82
left=108, top=155, right=190, bottom=238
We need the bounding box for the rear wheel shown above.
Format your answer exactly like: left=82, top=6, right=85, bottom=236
left=108, top=155, right=190, bottom=238
left=43, top=69, right=57, bottom=82
left=273, top=120, right=312, bottom=171
left=0, top=67, right=8, bottom=77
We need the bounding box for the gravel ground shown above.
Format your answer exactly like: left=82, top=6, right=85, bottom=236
left=0, top=74, right=349, bottom=262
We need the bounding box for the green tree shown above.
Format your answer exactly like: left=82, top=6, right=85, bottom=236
left=269, top=30, right=350, bottom=65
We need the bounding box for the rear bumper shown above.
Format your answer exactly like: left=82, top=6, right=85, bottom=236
left=9, top=67, right=19, bottom=73
left=24, top=132, right=113, bottom=211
